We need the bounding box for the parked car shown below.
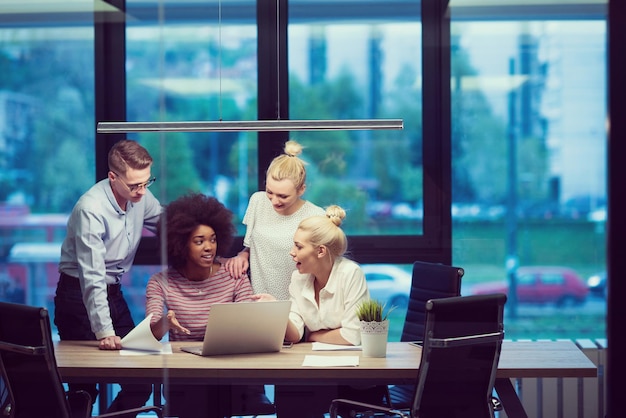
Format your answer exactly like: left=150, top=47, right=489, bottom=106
left=586, top=271, right=607, bottom=298
left=470, top=266, right=588, bottom=307
left=362, top=264, right=412, bottom=309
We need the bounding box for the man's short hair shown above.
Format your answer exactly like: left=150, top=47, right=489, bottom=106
left=108, top=139, right=153, bottom=175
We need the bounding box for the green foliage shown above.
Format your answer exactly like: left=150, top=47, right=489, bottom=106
left=386, top=304, right=606, bottom=342
left=289, top=76, right=356, bottom=178
left=305, top=177, right=369, bottom=231
left=450, top=35, right=510, bottom=203
left=503, top=312, right=605, bottom=340
left=140, top=132, right=204, bottom=203
left=400, top=166, right=423, bottom=203
left=452, top=220, right=606, bottom=273
left=355, top=299, right=396, bottom=322
left=517, top=134, right=550, bottom=201
left=21, top=42, right=95, bottom=213
left=369, top=62, right=423, bottom=202
left=40, top=139, right=93, bottom=211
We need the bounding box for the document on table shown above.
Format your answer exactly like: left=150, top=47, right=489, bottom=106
left=302, top=355, right=360, bottom=367
left=311, top=342, right=362, bottom=351
left=120, top=314, right=172, bottom=355
left=120, top=343, right=173, bottom=356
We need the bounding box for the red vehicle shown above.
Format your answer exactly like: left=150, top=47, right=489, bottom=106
left=471, top=266, right=589, bottom=307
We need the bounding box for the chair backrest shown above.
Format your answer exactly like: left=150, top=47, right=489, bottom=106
left=401, top=261, right=464, bottom=342
left=0, top=301, right=73, bottom=418
left=411, top=293, right=506, bottom=418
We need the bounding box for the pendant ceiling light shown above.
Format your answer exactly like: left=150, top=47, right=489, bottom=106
left=97, top=119, right=403, bottom=133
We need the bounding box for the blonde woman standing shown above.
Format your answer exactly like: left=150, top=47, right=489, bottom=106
left=224, top=140, right=324, bottom=300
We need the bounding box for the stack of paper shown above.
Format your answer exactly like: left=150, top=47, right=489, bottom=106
left=120, top=314, right=172, bottom=355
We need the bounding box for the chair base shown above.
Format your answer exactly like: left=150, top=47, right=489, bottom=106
left=228, top=385, right=275, bottom=417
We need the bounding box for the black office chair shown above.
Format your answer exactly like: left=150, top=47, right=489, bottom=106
left=329, top=293, right=507, bottom=418
left=331, top=261, right=462, bottom=416
left=388, top=260, right=464, bottom=409
left=0, top=301, right=163, bottom=418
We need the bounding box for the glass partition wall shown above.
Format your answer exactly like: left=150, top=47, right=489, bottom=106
left=122, top=0, right=433, bottom=336
left=0, top=0, right=608, bottom=414
left=124, top=0, right=608, bottom=342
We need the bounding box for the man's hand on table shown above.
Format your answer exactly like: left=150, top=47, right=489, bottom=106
left=99, top=335, right=122, bottom=350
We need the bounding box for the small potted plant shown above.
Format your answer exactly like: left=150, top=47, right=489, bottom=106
left=355, top=299, right=396, bottom=357
left=356, top=299, right=395, bottom=323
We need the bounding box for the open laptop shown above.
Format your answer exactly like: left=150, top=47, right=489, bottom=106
left=180, top=300, right=291, bottom=356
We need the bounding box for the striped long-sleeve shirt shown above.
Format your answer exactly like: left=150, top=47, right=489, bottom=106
left=146, top=264, right=254, bottom=341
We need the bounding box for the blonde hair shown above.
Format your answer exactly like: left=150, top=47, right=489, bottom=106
left=266, top=140, right=307, bottom=190
left=297, top=205, right=347, bottom=260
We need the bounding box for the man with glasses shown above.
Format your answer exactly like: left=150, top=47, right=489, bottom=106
left=54, top=139, right=161, bottom=415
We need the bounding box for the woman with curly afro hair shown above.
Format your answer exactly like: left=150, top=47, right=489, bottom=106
left=145, top=193, right=255, bottom=418
left=158, top=193, right=237, bottom=275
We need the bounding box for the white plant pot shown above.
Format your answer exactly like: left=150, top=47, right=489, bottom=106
left=360, top=320, right=389, bottom=358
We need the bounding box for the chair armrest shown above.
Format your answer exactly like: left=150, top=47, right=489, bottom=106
left=428, top=331, right=503, bottom=348
left=329, top=398, right=408, bottom=418
left=96, top=406, right=163, bottom=418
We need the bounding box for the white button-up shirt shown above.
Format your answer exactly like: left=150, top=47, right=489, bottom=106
left=288, top=257, right=369, bottom=345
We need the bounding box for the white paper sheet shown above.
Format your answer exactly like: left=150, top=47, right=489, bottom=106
left=302, top=355, right=360, bottom=367
left=120, top=313, right=168, bottom=354
left=311, top=342, right=362, bottom=351
left=119, top=343, right=173, bottom=356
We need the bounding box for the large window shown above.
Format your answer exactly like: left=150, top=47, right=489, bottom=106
left=0, top=1, right=608, bottom=345
left=288, top=17, right=424, bottom=237
left=0, top=12, right=95, bottom=314
left=450, top=8, right=607, bottom=340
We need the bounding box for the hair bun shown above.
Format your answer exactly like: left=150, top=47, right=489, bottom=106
left=325, top=205, right=346, bottom=227
left=284, top=140, right=303, bottom=157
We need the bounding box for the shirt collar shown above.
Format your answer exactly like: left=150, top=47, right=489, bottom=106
left=103, top=178, right=131, bottom=214
left=321, top=258, right=345, bottom=295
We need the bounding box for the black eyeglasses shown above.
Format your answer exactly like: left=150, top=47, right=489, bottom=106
left=113, top=172, right=156, bottom=192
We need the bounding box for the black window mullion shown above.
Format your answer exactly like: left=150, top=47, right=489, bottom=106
left=257, top=0, right=290, bottom=186
left=95, top=0, right=127, bottom=181
left=421, top=0, right=452, bottom=265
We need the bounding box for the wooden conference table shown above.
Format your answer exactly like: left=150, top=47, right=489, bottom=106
left=55, top=340, right=596, bottom=418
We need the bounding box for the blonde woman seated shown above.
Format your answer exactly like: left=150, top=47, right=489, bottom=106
left=254, top=205, right=375, bottom=417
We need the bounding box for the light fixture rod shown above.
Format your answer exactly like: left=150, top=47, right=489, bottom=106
left=97, top=119, right=403, bottom=133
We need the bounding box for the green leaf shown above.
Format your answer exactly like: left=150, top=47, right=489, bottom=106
left=355, top=299, right=397, bottom=322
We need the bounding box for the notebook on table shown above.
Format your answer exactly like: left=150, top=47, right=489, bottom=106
left=180, top=300, right=291, bottom=356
